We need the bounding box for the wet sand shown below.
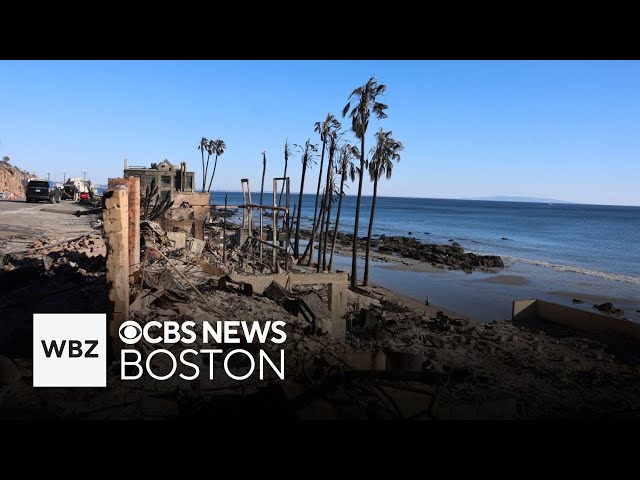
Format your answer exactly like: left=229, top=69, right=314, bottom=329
left=548, top=290, right=637, bottom=305
left=484, top=275, right=529, bottom=285
left=379, top=260, right=446, bottom=273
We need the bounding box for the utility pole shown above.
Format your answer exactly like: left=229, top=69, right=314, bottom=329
left=82, top=171, right=87, bottom=182
left=63, top=172, right=66, bottom=184
left=47, top=172, right=50, bottom=181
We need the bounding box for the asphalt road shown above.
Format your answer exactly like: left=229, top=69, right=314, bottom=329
left=0, top=199, right=96, bottom=254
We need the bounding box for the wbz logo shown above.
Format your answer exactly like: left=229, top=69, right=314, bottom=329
left=33, top=314, right=106, bottom=387
left=41, top=339, right=99, bottom=358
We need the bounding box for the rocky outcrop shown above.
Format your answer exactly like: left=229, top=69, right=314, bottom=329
left=300, top=229, right=505, bottom=272
left=375, top=235, right=504, bottom=271
left=0, top=161, right=32, bottom=199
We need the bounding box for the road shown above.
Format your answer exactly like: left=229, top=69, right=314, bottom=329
left=0, top=199, right=96, bottom=254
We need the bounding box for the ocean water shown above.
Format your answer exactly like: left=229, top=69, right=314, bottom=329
left=209, top=192, right=640, bottom=321
left=211, top=192, right=640, bottom=281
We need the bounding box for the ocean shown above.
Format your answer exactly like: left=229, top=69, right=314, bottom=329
left=211, top=193, right=640, bottom=279
left=210, top=192, right=640, bottom=322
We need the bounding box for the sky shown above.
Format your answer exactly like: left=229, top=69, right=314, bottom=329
left=0, top=60, right=638, bottom=206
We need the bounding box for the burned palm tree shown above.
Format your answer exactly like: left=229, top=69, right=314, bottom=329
left=342, top=77, right=388, bottom=288
left=206, top=138, right=226, bottom=193
left=329, top=143, right=359, bottom=272
left=141, top=177, right=174, bottom=221
left=321, top=167, right=341, bottom=271
left=260, top=150, right=267, bottom=206
left=317, top=130, right=339, bottom=272
left=198, top=137, right=209, bottom=192
left=279, top=139, right=291, bottom=206
left=363, top=129, right=403, bottom=286
left=293, top=139, right=317, bottom=258
left=304, top=113, right=341, bottom=265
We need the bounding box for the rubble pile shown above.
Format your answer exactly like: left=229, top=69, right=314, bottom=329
left=2, top=211, right=640, bottom=420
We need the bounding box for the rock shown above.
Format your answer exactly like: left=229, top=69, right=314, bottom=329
left=0, top=355, right=21, bottom=385
left=408, top=231, right=413, bottom=235
left=501, top=237, right=509, bottom=240
left=572, top=298, right=584, bottom=304
left=594, top=302, right=624, bottom=315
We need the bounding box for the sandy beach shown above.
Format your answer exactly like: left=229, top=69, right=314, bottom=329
left=317, top=236, right=640, bottom=324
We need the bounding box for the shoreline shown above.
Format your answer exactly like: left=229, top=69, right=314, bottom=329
left=305, top=236, right=640, bottom=324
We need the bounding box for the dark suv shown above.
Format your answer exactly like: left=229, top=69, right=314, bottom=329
left=26, top=180, right=61, bottom=204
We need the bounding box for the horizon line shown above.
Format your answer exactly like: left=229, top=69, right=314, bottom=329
left=91, top=184, right=639, bottom=208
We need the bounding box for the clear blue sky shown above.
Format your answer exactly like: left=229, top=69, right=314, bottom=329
left=0, top=60, right=638, bottom=206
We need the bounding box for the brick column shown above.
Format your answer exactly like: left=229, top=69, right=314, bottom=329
left=108, top=177, right=140, bottom=282
left=104, top=186, right=130, bottom=354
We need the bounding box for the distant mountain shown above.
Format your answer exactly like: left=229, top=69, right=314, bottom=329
left=467, top=196, right=575, bottom=204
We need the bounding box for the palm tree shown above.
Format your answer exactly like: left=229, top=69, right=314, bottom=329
left=279, top=139, right=291, bottom=206
left=293, top=139, right=317, bottom=258
left=198, top=137, right=209, bottom=192
left=363, top=129, right=403, bottom=286
left=317, top=130, right=339, bottom=272
left=322, top=168, right=341, bottom=271
left=260, top=151, right=267, bottom=206
left=342, top=77, right=388, bottom=288
left=304, top=113, right=341, bottom=265
left=206, top=139, right=226, bottom=192
left=329, top=143, right=359, bottom=272
left=317, top=130, right=338, bottom=272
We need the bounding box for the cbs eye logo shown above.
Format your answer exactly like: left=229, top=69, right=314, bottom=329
left=119, top=321, right=142, bottom=344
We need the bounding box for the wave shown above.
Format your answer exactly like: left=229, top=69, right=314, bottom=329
left=501, top=255, right=640, bottom=286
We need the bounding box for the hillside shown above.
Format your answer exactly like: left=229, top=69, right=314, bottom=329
left=0, top=161, right=32, bottom=199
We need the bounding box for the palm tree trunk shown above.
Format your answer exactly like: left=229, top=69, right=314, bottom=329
left=321, top=143, right=335, bottom=271
left=293, top=157, right=307, bottom=258
left=363, top=173, right=379, bottom=287
left=200, top=150, right=205, bottom=192
left=304, top=140, right=326, bottom=264
left=207, top=154, right=219, bottom=193
left=279, top=155, right=288, bottom=206
left=288, top=202, right=297, bottom=251
left=204, top=153, right=211, bottom=192
left=259, top=153, right=266, bottom=206
left=316, top=188, right=326, bottom=272
left=323, top=184, right=334, bottom=271
left=329, top=172, right=346, bottom=272
left=351, top=136, right=365, bottom=288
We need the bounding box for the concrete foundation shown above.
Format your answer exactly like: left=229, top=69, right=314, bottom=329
left=159, top=218, right=205, bottom=240
left=168, top=192, right=210, bottom=239
left=513, top=299, right=640, bottom=341
left=103, top=187, right=130, bottom=354
left=230, top=272, right=348, bottom=340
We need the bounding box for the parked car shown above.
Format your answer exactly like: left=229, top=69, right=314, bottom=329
left=26, top=180, right=60, bottom=204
